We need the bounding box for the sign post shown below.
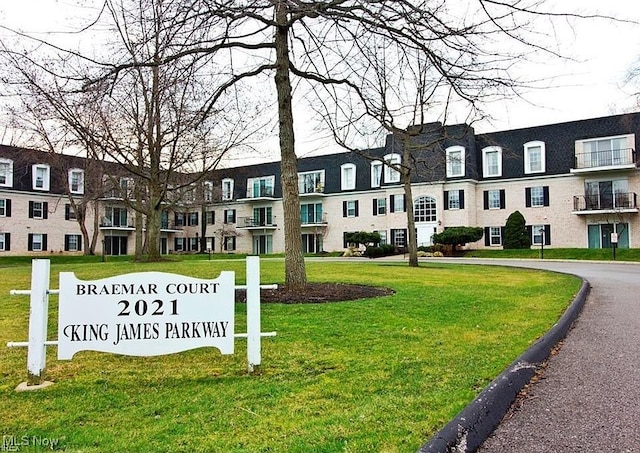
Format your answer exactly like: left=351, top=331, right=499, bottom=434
left=26, top=259, right=50, bottom=386
left=611, top=232, right=618, bottom=261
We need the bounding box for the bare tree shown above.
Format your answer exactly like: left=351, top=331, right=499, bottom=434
left=0, top=0, right=262, bottom=261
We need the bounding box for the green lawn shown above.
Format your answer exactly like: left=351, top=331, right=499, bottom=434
left=0, top=258, right=581, bottom=452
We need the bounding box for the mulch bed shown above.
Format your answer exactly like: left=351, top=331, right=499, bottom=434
left=236, top=282, right=395, bottom=304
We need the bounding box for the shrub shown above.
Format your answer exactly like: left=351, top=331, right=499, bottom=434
left=432, top=227, right=484, bottom=251
left=504, top=211, right=531, bottom=249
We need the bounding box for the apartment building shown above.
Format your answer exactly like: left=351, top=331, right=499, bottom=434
left=1, top=112, right=639, bottom=256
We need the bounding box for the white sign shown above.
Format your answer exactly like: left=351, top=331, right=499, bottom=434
left=58, top=271, right=235, bottom=359
left=611, top=232, right=619, bottom=244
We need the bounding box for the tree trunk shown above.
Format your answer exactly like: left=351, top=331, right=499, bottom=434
left=274, top=1, right=306, bottom=289
left=147, top=202, right=162, bottom=261
left=135, top=210, right=144, bottom=261
left=404, top=173, right=419, bottom=267
left=402, top=140, right=419, bottom=267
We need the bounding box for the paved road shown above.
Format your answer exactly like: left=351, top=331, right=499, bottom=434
left=439, top=259, right=640, bottom=453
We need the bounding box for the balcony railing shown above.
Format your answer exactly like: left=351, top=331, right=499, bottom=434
left=100, top=217, right=134, bottom=228
left=301, top=213, right=328, bottom=225
left=574, top=148, right=636, bottom=170
left=161, top=221, right=184, bottom=230
left=573, top=192, right=638, bottom=212
left=245, top=187, right=275, bottom=199
left=299, top=184, right=325, bottom=195
left=237, top=216, right=277, bottom=228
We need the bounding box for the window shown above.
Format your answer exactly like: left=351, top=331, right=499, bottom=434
left=0, top=232, right=10, bottom=251
left=482, top=146, right=502, bottom=178
left=584, top=179, right=630, bottom=210
left=0, top=198, right=10, bottom=217
left=588, top=223, right=628, bottom=249
left=65, top=204, right=77, bottom=221
left=446, top=146, right=465, bottom=177
left=224, top=209, right=236, bottom=224
left=205, top=211, right=215, bottom=225
left=390, top=194, right=406, bottom=213
left=531, top=225, right=544, bottom=246
left=204, top=181, right=214, bottom=202
left=0, top=158, right=13, bottom=187
left=247, top=176, right=275, bottom=198
left=524, top=141, right=545, bottom=174
left=578, top=135, right=631, bottom=168
left=298, top=170, right=325, bottom=194
left=175, top=212, right=186, bottom=227
left=526, top=186, right=549, bottom=207
left=390, top=229, right=407, bottom=247
left=252, top=207, right=273, bottom=226
left=69, top=169, right=85, bottom=194
left=28, top=233, right=47, bottom=251
left=222, top=178, right=234, bottom=201
left=105, top=207, right=128, bottom=227
left=414, top=196, right=437, bottom=222
left=120, top=177, right=134, bottom=198
left=445, top=190, right=465, bottom=210
left=32, top=164, right=51, bottom=191
left=489, top=227, right=502, bottom=246
left=301, top=203, right=323, bottom=224
left=343, top=232, right=358, bottom=248
left=64, top=234, right=82, bottom=252
left=29, top=201, right=48, bottom=219
left=183, top=184, right=197, bottom=203
left=384, top=153, right=401, bottom=184
left=302, top=234, right=323, bottom=254
left=373, top=198, right=386, bottom=216
left=483, top=189, right=505, bottom=210
left=343, top=200, right=359, bottom=217
left=174, top=237, right=185, bottom=252
left=188, top=237, right=199, bottom=251
left=371, top=161, right=383, bottom=188
left=484, top=227, right=503, bottom=246
left=341, top=163, right=356, bottom=190
left=224, top=236, right=236, bottom=251
left=188, top=212, right=199, bottom=226
left=376, top=230, right=387, bottom=245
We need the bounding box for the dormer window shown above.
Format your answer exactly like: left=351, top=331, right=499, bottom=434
left=446, top=146, right=465, bottom=178
left=69, top=169, right=85, bottom=194
left=341, top=163, right=356, bottom=191
left=371, top=161, right=383, bottom=188
left=0, top=158, right=13, bottom=187
left=384, top=153, right=401, bottom=184
left=482, top=146, right=502, bottom=178
left=32, top=164, right=51, bottom=191
left=222, top=178, right=234, bottom=201
left=524, top=141, right=546, bottom=174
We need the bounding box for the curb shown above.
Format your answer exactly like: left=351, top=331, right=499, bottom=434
left=418, top=278, right=591, bottom=453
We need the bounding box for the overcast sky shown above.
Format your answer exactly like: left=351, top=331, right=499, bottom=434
left=1, top=1, right=639, bottom=159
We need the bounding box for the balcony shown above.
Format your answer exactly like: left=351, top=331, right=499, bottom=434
left=161, top=220, right=184, bottom=232
left=237, top=216, right=277, bottom=229
left=573, top=192, right=639, bottom=214
left=299, top=184, right=326, bottom=197
left=572, top=148, right=637, bottom=173
left=99, top=217, right=134, bottom=230
left=301, top=213, right=328, bottom=227
left=240, top=187, right=277, bottom=202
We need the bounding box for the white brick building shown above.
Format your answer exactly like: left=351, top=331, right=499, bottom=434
left=1, top=112, right=639, bottom=256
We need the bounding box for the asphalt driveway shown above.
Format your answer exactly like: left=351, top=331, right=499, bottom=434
left=447, top=259, right=640, bottom=453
